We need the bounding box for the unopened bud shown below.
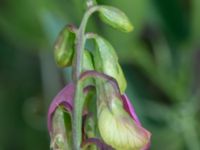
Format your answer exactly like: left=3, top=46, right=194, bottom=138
left=54, top=25, right=76, bottom=67
left=93, top=35, right=127, bottom=93
left=98, top=6, right=133, bottom=32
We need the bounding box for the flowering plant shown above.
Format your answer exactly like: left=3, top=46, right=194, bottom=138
left=48, top=1, right=151, bottom=149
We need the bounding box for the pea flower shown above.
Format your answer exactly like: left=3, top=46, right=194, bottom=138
left=47, top=81, right=114, bottom=150
left=48, top=1, right=152, bottom=149
left=96, top=77, right=151, bottom=150
left=48, top=83, right=74, bottom=150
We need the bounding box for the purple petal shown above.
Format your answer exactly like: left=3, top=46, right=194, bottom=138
left=121, top=94, right=151, bottom=150
left=47, top=83, right=75, bottom=132
left=142, top=142, right=151, bottom=150
left=121, top=94, right=141, bottom=126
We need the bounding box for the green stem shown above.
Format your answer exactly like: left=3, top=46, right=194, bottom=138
left=72, top=6, right=99, bottom=150
left=73, top=6, right=99, bottom=81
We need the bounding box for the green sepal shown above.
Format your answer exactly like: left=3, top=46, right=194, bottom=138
left=54, top=25, right=76, bottom=67
left=82, top=50, right=95, bottom=88
left=98, top=6, right=133, bottom=32
left=82, top=50, right=95, bottom=72
left=92, top=35, right=127, bottom=93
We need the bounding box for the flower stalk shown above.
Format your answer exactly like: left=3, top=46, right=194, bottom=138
left=72, top=5, right=100, bottom=150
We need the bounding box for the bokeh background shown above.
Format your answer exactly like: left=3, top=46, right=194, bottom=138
left=0, top=0, right=200, bottom=150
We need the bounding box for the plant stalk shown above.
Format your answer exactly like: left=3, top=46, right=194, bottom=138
left=72, top=6, right=99, bottom=150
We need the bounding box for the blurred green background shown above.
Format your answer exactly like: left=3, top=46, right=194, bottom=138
left=0, top=0, right=200, bottom=150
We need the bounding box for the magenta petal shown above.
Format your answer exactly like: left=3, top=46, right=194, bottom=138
left=142, top=142, right=151, bottom=150
left=121, top=94, right=141, bottom=126
left=47, top=83, right=75, bottom=132
left=121, top=94, right=151, bottom=150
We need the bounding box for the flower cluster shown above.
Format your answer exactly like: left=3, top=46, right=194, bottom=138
left=47, top=1, right=151, bottom=150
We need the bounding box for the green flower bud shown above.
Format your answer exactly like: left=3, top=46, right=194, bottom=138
left=98, top=6, right=133, bottom=32
left=93, top=35, right=127, bottom=93
left=54, top=25, right=76, bottom=67
left=98, top=99, right=150, bottom=150
left=50, top=107, right=72, bottom=150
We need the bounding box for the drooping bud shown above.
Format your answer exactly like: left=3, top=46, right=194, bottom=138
left=98, top=6, right=133, bottom=32
left=96, top=79, right=151, bottom=150
left=92, top=35, right=127, bottom=93
left=54, top=24, right=76, bottom=67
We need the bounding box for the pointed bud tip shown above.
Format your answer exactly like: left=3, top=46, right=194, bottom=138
left=125, top=23, right=134, bottom=32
